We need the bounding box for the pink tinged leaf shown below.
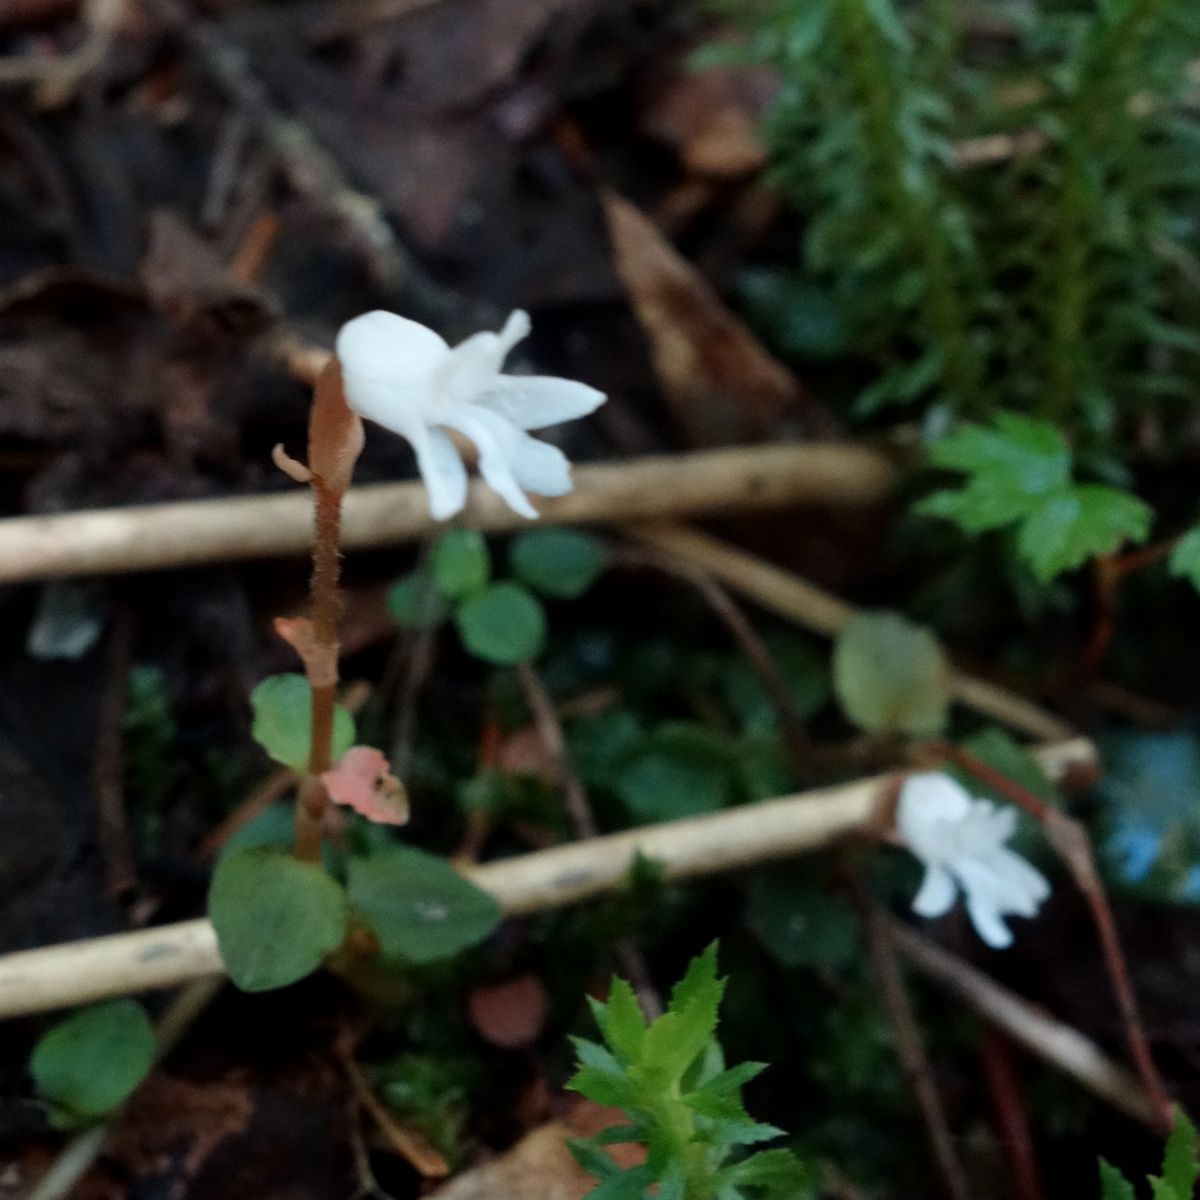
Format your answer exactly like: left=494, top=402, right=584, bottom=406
left=322, top=746, right=410, bottom=825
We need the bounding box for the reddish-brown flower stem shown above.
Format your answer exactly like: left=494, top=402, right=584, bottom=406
left=291, top=362, right=363, bottom=864
left=294, top=483, right=345, bottom=863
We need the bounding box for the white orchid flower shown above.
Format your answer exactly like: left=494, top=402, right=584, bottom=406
left=335, top=309, right=606, bottom=520
left=897, top=771, right=1050, bottom=949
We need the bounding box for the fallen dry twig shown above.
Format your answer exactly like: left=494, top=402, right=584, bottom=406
left=886, top=918, right=1159, bottom=1128
left=630, top=522, right=1074, bottom=743
left=0, top=737, right=1094, bottom=1020
left=0, top=444, right=894, bottom=583
left=856, top=888, right=970, bottom=1200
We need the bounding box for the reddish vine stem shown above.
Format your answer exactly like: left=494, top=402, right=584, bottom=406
left=980, top=1030, right=1045, bottom=1200
left=927, top=741, right=1173, bottom=1132
left=1085, top=538, right=1179, bottom=670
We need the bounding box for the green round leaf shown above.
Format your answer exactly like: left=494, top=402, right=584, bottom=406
left=509, top=528, right=606, bottom=599
left=455, top=582, right=547, bottom=665
left=209, top=847, right=348, bottom=992
left=745, top=874, right=858, bottom=969
left=387, top=570, right=450, bottom=630
left=250, top=674, right=355, bottom=773
left=32, top=999, right=156, bottom=1126
left=615, top=747, right=732, bottom=823
left=432, top=529, right=491, bottom=600
left=832, top=611, right=949, bottom=737
left=348, top=845, right=503, bottom=964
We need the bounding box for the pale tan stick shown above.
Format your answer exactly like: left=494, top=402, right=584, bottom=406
left=0, top=444, right=894, bottom=584
left=0, top=738, right=1094, bottom=1019
left=26, top=976, right=224, bottom=1200
left=629, top=522, right=1074, bottom=743
left=885, top=918, right=1159, bottom=1128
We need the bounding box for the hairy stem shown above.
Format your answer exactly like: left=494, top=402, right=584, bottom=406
left=294, top=481, right=345, bottom=863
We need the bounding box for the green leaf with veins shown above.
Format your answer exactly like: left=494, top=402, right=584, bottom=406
left=1016, top=485, right=1151, bottom=581
left=919, top=414, right=1152, bottom=580
left=1168, top=528, right=1200, bottom=592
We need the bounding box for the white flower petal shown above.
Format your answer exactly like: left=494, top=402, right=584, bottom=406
left=337, top=374, right=429, bottom=443
left=991, top=848, right=1051, bottom=911
left=335, top=309, right=600, bottom=521
left=440, top=310, right=533, bottom=407
left=413, top=426, right=469, bottom=520
left=477, top=375, right=607, bottom=430
left=897, top=771, right=973, bottom=861
left=337, top=311, right=448, bottom=389
left=443, top=408, right=538, bottom=519
left=912, top=865, right=957, bottom=918
left=965, top=893, right=1013, bottom=949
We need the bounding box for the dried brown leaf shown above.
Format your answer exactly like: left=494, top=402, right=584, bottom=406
left=602, top=191, right=801, bottom=445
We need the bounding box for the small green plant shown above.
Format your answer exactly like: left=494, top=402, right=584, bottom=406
left=716, top=0, right=1200, bottom=596
left=207, top=527, right=609, bottom=991
left=389, top=526, right=609, bottom=665
left=1099, top=1110, right=1198, bottom=1199
left=568, top=944, right=815, bottom=1199
left=917, top=413, right=1153, bottom=581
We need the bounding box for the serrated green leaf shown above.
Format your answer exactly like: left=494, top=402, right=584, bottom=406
left=670, top=942, right=722, bottom=1015
left=510, top=528, right=607, bottom=599
left=567, top=1065, right=640, bottom=1108
left=921, top=414, right=1072, bottom=532
left=250, top=674, right=355, bottom=773
left=208, top=847, right=348, bottom=992
left=656, top=1165, right=688, bottom=1200
left=432, top=529, right=491, bottom=600
left=387, top=570, right=450, bottom=630
left=723, top=1148, right=817, bottom=1194
left=832, top=611, right=950, bottom=736
left=1016, top=484, right=1151, bottom=581
left=568, top=1138, right=624, bottom=1180
left=1169, top=528, right=1200, bottom=592
left=642, top=946, right=725, bottom=1082
left=1153, top=1110, right=1199, bottom=1200
left=1100, top=1159, right=1137, bottom=1200
left=691, top=1061, right=768, bottom=1096
left=455, top=582, right=547, bottom=664
left=31, top=1000, right=156, bottom=1126
left=572, top=1036, right=625, bottom=1076
left=597, top=978, right=647, bottom=1063
left=347, top=845, right=502, bottom=964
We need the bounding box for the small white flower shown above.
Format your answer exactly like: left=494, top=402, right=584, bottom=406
left=336, top=309, right=606, bottom=520
left=897, top=771, right=1050, bottom=949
